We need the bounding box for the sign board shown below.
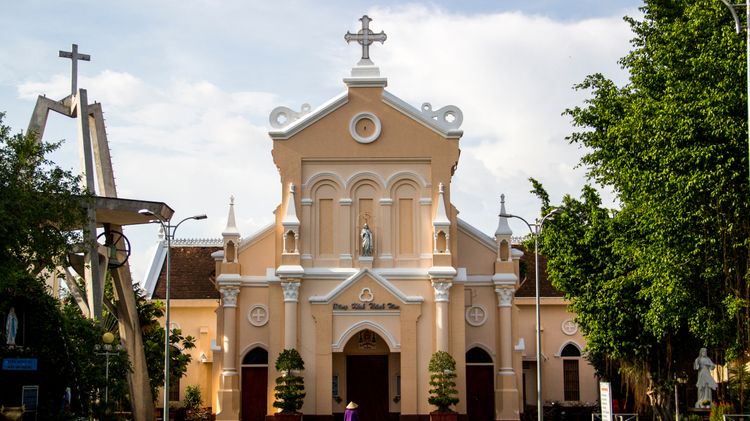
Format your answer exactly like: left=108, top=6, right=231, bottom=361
left=600, top=381, right=613, bottom=421
left=2, top=358, right=38, bottom=371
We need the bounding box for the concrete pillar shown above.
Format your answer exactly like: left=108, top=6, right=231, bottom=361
left=281, top=281, right=300, bottom=349
left=495, top=286, right=519, bottom=421
left=432, top=281, right=452, bottom=352
left=216, top=286, right=240, bottom=420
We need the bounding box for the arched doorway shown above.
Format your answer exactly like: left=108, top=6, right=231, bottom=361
left=241, top=347, right=268, bottom=421
left=340, top=329, right=394, bottom=421
left=466, top=346, right=495, bottom=421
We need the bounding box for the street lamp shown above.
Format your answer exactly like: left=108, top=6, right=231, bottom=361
left=139, top=210, right=207, bottom=419
left=499, top=208, right=561, bottom=421
left=719, top=0, right=750, bottom=185
left=95, top=331, right=123, bottom=409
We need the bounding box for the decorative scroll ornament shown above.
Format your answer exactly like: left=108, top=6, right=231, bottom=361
left=432, top=281, right=452, bottom=302
left=281, top=281, right=300, bottom=302
left=421, top=103, right=463, bottom=130
left=495, top=287, right=514, bottom=307
left=220, top=287, right=240, bottom=308
left=269, top=103, right=312, bottom=129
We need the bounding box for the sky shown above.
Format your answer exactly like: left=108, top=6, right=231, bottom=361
left=1, top=1, right=641, bottom=285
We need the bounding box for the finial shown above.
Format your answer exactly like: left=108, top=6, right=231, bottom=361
left=496, top=194, right=513, bottom=236
left=433, top=182, right=450, bottom=227
left=223, top=194, right=239, bottom=236
left=345, top=15, right=387, bottom=64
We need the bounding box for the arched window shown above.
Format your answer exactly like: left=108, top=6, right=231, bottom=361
left=225, top=241, right=235, bottom=263
left=466, top=347, right=493, bottom=364
left=561, top=343, right=581, bottom=401
left=560, top=343, right=581, bottom=357
left=242, top=347, right=268, bottom=365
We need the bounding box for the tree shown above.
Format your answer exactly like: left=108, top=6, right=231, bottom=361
left=540, top=0, right=750, bottom=417
left=134, top=287, right=196, bottom=401
left=0, top=113, right=95, bottom=417
left=427, top=351, right=459, bottom=413
left=272, top=348, right=306, bottom=415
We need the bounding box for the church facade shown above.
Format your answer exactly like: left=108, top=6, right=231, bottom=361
left=146, top=16, right=597, bottom=421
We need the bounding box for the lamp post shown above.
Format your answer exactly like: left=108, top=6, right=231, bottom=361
left=139, top=210, right=207, bottom=420
left=95, top=331, right=123, bottom=409
left=499, top=208, right=561, bottom=421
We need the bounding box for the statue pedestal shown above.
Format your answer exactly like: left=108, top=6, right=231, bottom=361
left=358, top=256, right=373, bottom=269
left=687, top=408, right=710, bottom=421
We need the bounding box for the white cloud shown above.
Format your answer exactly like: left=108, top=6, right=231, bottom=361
left=9, top=4, right=635, bottom=283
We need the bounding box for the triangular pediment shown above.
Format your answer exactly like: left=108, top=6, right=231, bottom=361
left=308, top=268, right=423, bottom=305
left=268, top=88, right=462, bottom=141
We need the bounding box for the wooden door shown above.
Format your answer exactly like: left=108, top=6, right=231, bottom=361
left=466, top=365, right=495, bottom=421
left=347, top=355, right=389, bottom=421
left=241, top=366, right=268, bottom=421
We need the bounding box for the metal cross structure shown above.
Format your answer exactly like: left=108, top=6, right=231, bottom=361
left=26, top=43, right=175, bottom=421
left=58, top=43, right=91, bottom=97
left=345, top=15, right=387, bottom=61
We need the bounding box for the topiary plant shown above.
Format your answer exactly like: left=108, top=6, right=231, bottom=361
left=428, top=351, right=459, bottom=413
left=273, top=348, right=306, bottom=414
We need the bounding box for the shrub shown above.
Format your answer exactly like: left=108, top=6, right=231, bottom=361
left=273, top=349, right=306, bottom=414
left=428, top=351, right=459, bottom=413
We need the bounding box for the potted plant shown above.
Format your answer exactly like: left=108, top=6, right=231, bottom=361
left=428, top=351, right=459, bottom=420
left=182, top=385, right=210, bottom=421
left=273, top=348, right=306, bottom=420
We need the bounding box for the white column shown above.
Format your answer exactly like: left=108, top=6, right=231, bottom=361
left=220, top=287, right=240, bottom=375
left=217, top=285, right=241, bottom=420
left=495, top=287, right=514, bottom=372
left=432, top=281, right=452, bottom=352
left=281, top=281, right=300, bottom=349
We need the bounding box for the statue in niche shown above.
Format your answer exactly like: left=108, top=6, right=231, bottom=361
left=694, top=347, right=717, bottom=408
left=361, top=223, right=373, bottom=256
left=5, top=307, right=18, bottom=346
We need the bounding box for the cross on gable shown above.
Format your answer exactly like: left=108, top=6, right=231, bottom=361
left=345, top=15, right=387, bottom=62
left=59, top=43, right=91, bottom=97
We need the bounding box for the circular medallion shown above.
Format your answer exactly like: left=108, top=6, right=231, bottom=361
left=350, top=112, right=381, bottom=143
left=465, top=305, right=487, bottom=327
left=561, top=319, right=578, bottom=336
left=247, top=304, right=269, bottom=327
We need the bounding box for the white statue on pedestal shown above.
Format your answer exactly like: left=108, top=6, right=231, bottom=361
left=5, top=307, right=18, bottom=346
left=694, top=347, right=717, bottom=408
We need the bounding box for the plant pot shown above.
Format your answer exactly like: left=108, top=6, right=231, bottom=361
left=430, top=412, right=458, bottom=421
left=273, top=413, right=302, bottom=421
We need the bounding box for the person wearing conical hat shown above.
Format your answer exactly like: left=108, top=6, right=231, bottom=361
left=344, top=401, right=360, bottom=421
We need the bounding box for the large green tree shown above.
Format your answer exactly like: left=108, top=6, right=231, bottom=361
left=538, top=0, right=750, bottom=418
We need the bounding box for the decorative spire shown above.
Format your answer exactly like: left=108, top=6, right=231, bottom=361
left=222, top=195, right=240, bottom=236
left=433, top=183, right=450, bottom=227
left=282, top=183, right=300, bottom=227
left=495, top=194, right=513, bottom=236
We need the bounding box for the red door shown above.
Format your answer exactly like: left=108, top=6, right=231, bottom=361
left=466, top=365, right=495, bottom=421
left=347, top=355, right=389, bottom=421
left=241, top=366, right=268, bottom=421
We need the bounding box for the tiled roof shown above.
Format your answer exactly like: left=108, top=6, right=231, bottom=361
left=152, top=245, right=221, bottom=300
left=514, top=246, right=564, bottom=298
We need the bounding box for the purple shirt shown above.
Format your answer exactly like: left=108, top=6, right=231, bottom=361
left=344, top=408, right=360, bottom=421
